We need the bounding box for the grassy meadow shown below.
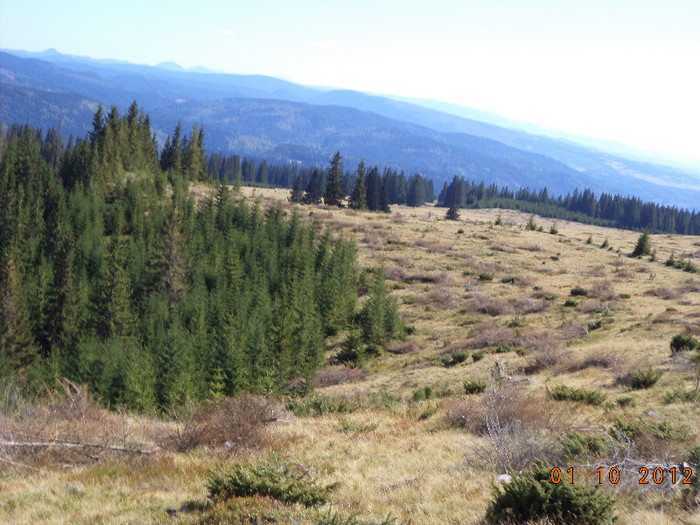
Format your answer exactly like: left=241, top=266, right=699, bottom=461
left=1, top=185, right=699, bottom=524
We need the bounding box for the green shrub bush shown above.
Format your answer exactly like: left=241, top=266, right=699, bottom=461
left=561, top=431, right=610, bottom=460
left=442, top=351, right=468, bottom=367
left=485, top=460, right=616, bottom=524
left=570, top=286, right=588, bottom=297
left=547, top=385, right=606, bottom=406
left=627, top=368, right=663, bottom=390
left=670, top=334, right=700, bottom=354
left=207, top=459, right=339, bottom=506
left=472, top=350, right=485, bottom=362
left=463, top=379, right=487, bottom=395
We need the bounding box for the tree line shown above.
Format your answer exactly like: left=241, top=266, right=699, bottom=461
left=209, top=152, right=436, bottom=210
left=0, top=104, right=403, bottom=412
left=437, top=176, right=700, bottom=234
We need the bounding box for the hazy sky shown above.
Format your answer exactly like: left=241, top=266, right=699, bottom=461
left=1, top=0, right=699, bottom=162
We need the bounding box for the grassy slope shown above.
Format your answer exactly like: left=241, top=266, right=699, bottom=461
left=1, top=186, right=699, bottom=524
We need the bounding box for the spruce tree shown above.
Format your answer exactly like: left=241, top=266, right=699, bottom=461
left=290, top=175, right=304, bottom=203
left=304, top=169, right=323, bottom=204
left=348, top=160, right=367, bottom=210
left=365, top=167, right=381, bottom=211
left=323, top=151, right=344, bottom=207
left=631, top=228, right=652, bottom=257
left=446, top=192, right=460, bottom=220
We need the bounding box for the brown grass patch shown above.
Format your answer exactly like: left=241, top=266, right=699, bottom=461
left=469, top=320, right=515, bottom=348
left=645, top=287, right=681, bottom=300
left=413, top=239, right=450, bottom=253
left=172, top=395, right=283, bottom=453
left=588, top=280, right=617, bottom=301
left=490, top=242, right=514, bottom=253
left=314, top=366, right=364, bottom=387
left=469, top=294, right=516, bottom=316
left=429, top=286, right=459, bottom=309
left=559, top=320, right=589, bottom=339
left=385, top=340, right=419, bottom=355
left=520, top=244, right=544, bottom=252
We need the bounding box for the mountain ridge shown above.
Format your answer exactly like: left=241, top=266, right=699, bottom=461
left=1, top=48, right=699, bottom=209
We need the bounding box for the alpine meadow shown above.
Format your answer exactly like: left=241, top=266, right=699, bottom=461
left=2, top=3, right=700, bottom=523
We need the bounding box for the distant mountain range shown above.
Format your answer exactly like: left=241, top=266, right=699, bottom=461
left=1, top=48, right=699, bottom=210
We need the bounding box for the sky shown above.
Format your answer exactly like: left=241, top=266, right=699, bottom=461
left=1, top=0, right=699, bottom=163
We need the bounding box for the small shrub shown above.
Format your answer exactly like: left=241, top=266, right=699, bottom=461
left=586, top=235, right=593, bottom=244
left=619, top=293, right=631, bottom=299
left=564, top=299, right=578, bottom=307
left=495, top=215, right=504, bottom=226
left=472, top=350, right=485, bottom=362
left=442, top=351, right=468, bottom=367
left=561, top=431, right=611, bottom=459
left=670, top=333, right=700, bottom=354
left=338, top=418, right=379, bottom=433
left=601, top=238, right=609, bottom=249
left=550, top=223, right=559, bottom=235
left=663, top=387, right=699, bottom=404
left=570, top=285, right=588, bottom=297
left=616, top=396, right=636, bottom=408
left=479, top=271, right=494, bottom=281
left=463, top=379, right=487, bottom=395
left=207, top=460, right=339, bottom=506
left=682, top=445, right=700, bottom=507
left=526, top=215, right=537, bottom=231
left=412, top=385, right=437, bottom=401
left=485, top=460, right=617, bottom=525
left=627, top=368, right=663, bottom=390
left=494, top=342, right=511, bottom=354
left=501, top=276, right=516, bottom=284
left=547, top=385, right=606, bottom=406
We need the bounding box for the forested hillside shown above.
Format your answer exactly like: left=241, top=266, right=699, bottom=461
left=437, top=176, right=700, bottom=235
left=0, top=104, right=402, bottom=412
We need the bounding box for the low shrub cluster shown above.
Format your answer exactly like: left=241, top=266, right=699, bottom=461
left=670, top=333, right=700, bottom=354
left=485, top=460, right=617, bottom=525
left=463, top=379, right=487, bottom=395
left=547, top=385, right=606, bottom=406
left=442, top=351, right=469, bottom=367
left=207, top=459, right=339, bottom=506
left=666, top=253, right=700, bottom=273
left=626, top=368, right=663, bottom=390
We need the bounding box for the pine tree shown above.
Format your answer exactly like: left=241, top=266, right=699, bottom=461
left=323, top=151, right=344, bottom=207
left=304, top=169, right=323, bottom=204
left=631, top=228, right=652, bottom=257
left=348, top=160, right=367, bottom=210
left=358, top=266, right=403, bottom=350
left=445, top=192, right=460, bottom=221
left=365, top=167, right=381, bottom=211
left=290, top=175, right=305, bottom=203
left=0, top=252, right=38, bottom=373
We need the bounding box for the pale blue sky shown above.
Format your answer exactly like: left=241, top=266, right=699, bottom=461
left=1, top=0, right=699, bottom=161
